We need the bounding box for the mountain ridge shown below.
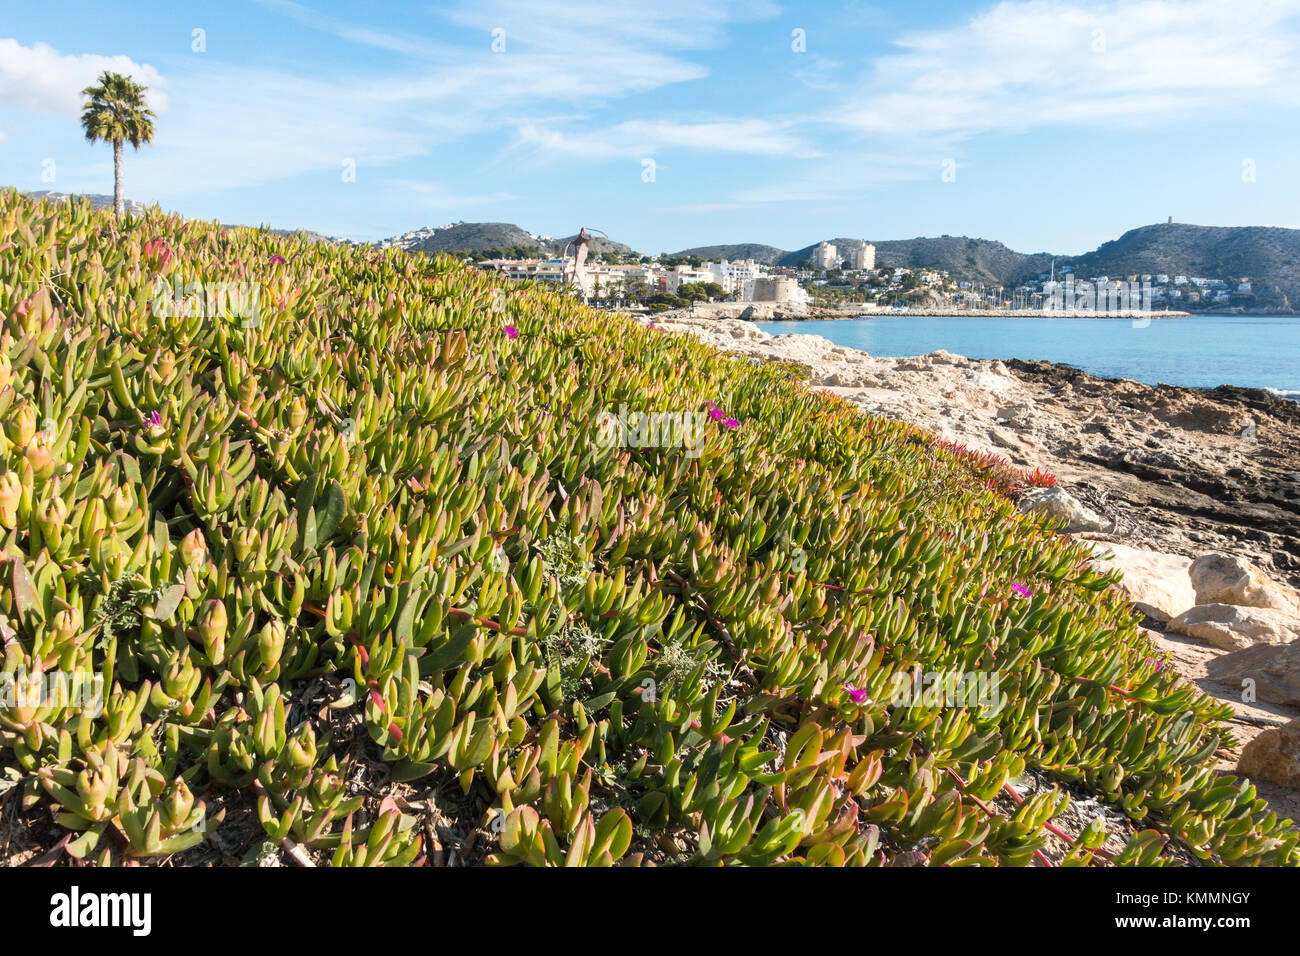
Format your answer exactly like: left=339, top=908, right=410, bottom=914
left=18, top=191, right=1299, bottom=306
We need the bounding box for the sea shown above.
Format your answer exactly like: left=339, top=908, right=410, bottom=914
left=753, top=314, right=1300, bottom=398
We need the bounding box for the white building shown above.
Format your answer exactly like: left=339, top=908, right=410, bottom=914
left=666, top=264, right=714, bottom=294
left=812, top=242, right=838, bottom=270
left=847, top=241, right=875, bottom=271
left=704, top=258, right=762, bottom=294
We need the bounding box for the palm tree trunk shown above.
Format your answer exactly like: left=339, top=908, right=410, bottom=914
left=113, top=140, right=124, bottom=217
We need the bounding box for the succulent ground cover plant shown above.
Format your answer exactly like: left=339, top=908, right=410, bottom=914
left=0, top=189, right=1296, bottom=867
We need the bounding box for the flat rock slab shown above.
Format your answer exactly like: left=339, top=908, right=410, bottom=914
left=1168, top=602, right=1300, bottom=650
left=1207, top=641, right=1300, bottom=707
left=1190, top=552, right=1300, bottom=613
left=1087, top=541, right=1194, bottom=622
left=1239, top=718, right=1300, bottom=789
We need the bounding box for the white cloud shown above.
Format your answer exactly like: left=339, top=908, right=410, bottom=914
left=440, top=0, right=780, bottom=55
left=508, top=118, right=817, bottom=161
left=0, top=38, right=169, bottom=115
left=835, top=0, right=1300, bottom=138
left=388, top=179, right=514, bottom=208
left=96, top=0, right=782, bottom=194
left=791, top=54, right=845, bottom=91
left=732, top=155, right=935, bottom=204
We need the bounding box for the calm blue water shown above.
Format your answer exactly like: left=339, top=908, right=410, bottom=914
left=754, top=314, right=1300, bottom=395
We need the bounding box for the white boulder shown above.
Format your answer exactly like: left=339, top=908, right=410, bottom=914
left=1167, top=603, right=1300, bottom=651
left=1087, top=542, right=1195, bottom=622
left=1019, top=486, right=1109, bottom=534
left=1189, top=553, right=1300, bottom=613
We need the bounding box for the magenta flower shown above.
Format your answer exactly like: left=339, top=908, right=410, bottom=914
left=504, top=324, right=518, bottom=339
left=709, top=407, right=724, bottom=420
left=1011, top=583, right=1033, bottom=599
left=844, top=684, right=869, bottom=704
left=269, top=255, right=286, bottom=265
left=1147, top=658, right=1164, bottom=672
left=145, top=410, right=163, bottom=428
left=723, top=418, right=739, bottom=429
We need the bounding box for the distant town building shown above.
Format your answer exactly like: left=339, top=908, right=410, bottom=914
left=846, top=240, right=875, bottom=271
left=812, top=242, right=838, bottom=270
left=705, top=258, right=761, bottom=294
left=666, top=264, right=713, bottom=293
left=745, top=276, right=809, bottom=305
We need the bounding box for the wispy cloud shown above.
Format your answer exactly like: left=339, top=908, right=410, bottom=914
left=791, top=54, right=845, bottom=91
left=508, top=118, right=817, bottom=162
left=388, top=179, right=514, bottom=208
left=834, top=0, right=1300, bottom=138
left=732, top=154, right=935, bottom=204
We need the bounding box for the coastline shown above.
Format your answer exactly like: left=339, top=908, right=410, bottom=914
left=650, top=311, right=1300, bottom=816
left=650, top=313, right=1300, bottom=576
left=803, top=306, right=1194, bottom=319
left=644, top=302, right=1193, bottom=321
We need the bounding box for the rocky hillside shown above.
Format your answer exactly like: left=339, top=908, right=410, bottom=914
left=25, top=190, right=148, bottom=218
left=27, top=192, right=1299, bottom=302
left=675, top=225, right=1300, bottom=306
left=381, top=221, right=548, bottom=255
left=1066, top=223, right=1300, bottom=308
left=870, top=237, right=1055, bottom=286
left=668, top=243, right=787, bottom=264
left=550, top=233, right=637, bottom=258
left=668, top=235, right=1054, bottom=283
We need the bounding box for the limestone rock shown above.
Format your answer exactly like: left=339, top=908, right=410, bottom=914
left=1087, top=542, right=1195, bottom=622
left=1237, top=718, right=1300, bottom=788
left=1189, top=552, right=1300, bottom=612
left=1167, top=603, right=1300, bottom=651
left=1207, top=641, right=1300, bottom=707
left=1019, top=486, right=1107, bottom=533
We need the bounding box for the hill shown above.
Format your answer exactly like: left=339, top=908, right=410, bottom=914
left=551, top=233, right=636, bottom=258
left=25, top=189, right=148, bottom=218
left=871, top=236, right=1055, bottom=286
left=2, top=186, right=1294, bottom=867
left=383, top=221, right=548, bottom=255
left=669, top=243, right=787, bottom=264
left=669, top=235, right=1056, bottom=285
left=1066, top=222, right=1300, bottom=308
left=23, top=197, right=1300, bottom=301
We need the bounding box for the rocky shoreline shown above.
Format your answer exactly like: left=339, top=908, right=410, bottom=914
left=652, top=313, right=1300, bottom=817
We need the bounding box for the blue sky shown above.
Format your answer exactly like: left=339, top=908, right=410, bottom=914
left=3, top=0, right=1299, bottom=255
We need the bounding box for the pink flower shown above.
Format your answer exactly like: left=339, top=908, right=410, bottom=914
left=269, top=255, right=286, bottom=265
left=844, top=684, right=869, bottom=704
left=145, top=410, right=163, bottom=428
left=1147, top=658, right=1164, bottom=672
left=723, top=418, right=739, bottom=429
left=1011, top=583, right=1033, bottom=599
left=504, top=325, right=518, bottom=339
left=709, top=407, right=724, bottom=420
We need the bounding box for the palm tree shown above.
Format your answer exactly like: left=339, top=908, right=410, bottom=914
left=80, top=71, right=156, bottom=216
